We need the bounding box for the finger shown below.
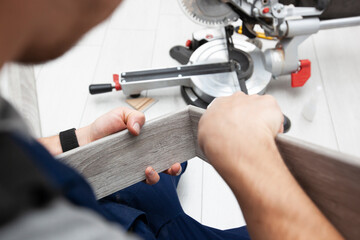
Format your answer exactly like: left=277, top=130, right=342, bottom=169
left=278, top=114, right=285, bottom=134
left=164, top=163, right=182, bottom=176
left=145, top=166, right=160, bottom=185
left=123, top=108, right=146, bottom=136
left=108, top=107, right=145, bottom=136
left=233, top=91, right=247, bottom=97
left=263, top=95, right=284, bottom=135
left=279, top=123, right=284, bottom=134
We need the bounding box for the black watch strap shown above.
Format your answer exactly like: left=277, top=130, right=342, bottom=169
left=59, top=128, right=79, bottom=152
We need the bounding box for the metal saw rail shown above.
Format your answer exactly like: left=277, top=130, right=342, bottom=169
left=120, top=62, right=236, bottom=82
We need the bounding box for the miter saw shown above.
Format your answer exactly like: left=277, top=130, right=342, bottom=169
left=89, top=0, right=360, bottom=110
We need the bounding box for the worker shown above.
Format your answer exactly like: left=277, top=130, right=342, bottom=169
left=0, top=0, right=343, bottom=239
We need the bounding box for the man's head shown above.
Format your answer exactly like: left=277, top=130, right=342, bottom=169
left=0, top=0, right=122, bottom=63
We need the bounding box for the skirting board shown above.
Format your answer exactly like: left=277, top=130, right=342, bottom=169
left=59, top=105, right=360, bottom=239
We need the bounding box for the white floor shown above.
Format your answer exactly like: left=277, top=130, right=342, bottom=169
left=34, top=0, right=360, bottom=230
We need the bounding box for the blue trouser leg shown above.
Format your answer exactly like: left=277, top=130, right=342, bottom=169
left=101, top=161, right=251, bottom=239
left=101, top=162, right=188, bottom=234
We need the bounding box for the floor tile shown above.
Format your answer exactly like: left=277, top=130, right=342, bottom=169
left=177, top=157, right=204, bottom=223
left=76, top=19, right=110, bottom=46
left=312, top=26, right=360, bottom=158
left=145, top=87, right=188, bottom=121
left=151, top=14, right=204, bottom=68
left=202, top=162, right=246, bottom=230
left=92, top=29, right=156, bottom=81
left=110, top=0, right=161, bottom=30
left=267, top=36, right=339, bottom=151
left=160, top=0, right=184, bottom=15
left=33, top=64, right=44, bottom=80
left=80, top=29, right=156, bottom=126
left=37, top=46, right=101, bottom=136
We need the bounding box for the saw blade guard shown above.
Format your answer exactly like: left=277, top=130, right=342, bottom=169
left=178, top=0, right=239, bottom=27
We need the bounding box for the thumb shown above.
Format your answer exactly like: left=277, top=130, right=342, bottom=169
left=124, top=110, right=146, bottom=136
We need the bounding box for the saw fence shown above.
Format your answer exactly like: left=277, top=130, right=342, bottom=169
left=59, top=105, right=360, bottom=240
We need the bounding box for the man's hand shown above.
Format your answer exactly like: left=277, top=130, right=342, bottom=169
left=88, top=107, right=146, bottom=142
left=38, top=107, right=182, bottom=185
left=87, top=107, right=182, bottom=185
left=198, top=92, right=284, bottom=177
left=197, top=92, right=343, bottom=240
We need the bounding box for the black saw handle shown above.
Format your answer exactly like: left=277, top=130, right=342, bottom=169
left=89, top=84, right=114, bottom=95
left=283, top=114, right=291, bottom=133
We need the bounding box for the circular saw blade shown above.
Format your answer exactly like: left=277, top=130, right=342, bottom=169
left=178, top=0, right=239, bottom=26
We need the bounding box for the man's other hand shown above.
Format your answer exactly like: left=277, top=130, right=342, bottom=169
left=197, top=92, right=343, bottom=240
left=198, top=92, right=284, bottom=176
left=89, top=107, right=146, bottom=141
left=39, top=107, right=181, bottom=185
left=87, top=107, right=182, bottom=185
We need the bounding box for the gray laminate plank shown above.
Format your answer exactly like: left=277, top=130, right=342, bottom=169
left=60, top=108, right=195, bottom=199
left=60, top=106, right=360, bottom=239
left=276, top=134, right=360, bottom=240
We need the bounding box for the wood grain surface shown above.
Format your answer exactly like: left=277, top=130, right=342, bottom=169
left=59, top=106, right=360, bottom=239
left=276, top=135, right=360, bottom=240
left=59, top=107, right=195, bottom=199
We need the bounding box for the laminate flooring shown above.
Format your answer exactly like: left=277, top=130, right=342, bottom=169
left=34, top=0, right=360, bottom=230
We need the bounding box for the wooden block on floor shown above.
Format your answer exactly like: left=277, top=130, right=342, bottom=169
left=126, top=97, right=156, bottom=111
